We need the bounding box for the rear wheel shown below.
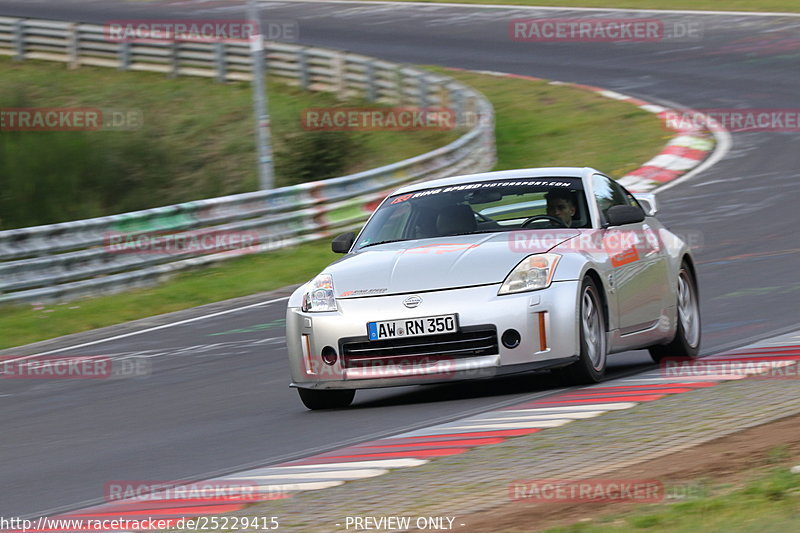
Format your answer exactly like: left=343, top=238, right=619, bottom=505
left=649, top=263, right=701, bottom=363
left=554, top=276, right=607, bottom=384
left=297, top=388, right=355, bottom=410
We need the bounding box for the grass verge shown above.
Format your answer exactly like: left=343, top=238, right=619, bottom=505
left=438, top=68, right=668, bottom=177
left=0, top=56, right=457, bottom=229
left=540, top=460, right=800, bottom=532
left=0, top=68, right=667, bottom=349
left=332, top=0, right=800, bottom=13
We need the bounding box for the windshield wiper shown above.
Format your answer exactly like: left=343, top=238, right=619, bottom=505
left=358, top=239, right=409, bottom=249
left=462, top=230, right=504, bottom=235
left=360, top=230, right=508, bottom=249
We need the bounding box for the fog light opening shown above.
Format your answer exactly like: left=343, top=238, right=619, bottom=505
left=501, top=329, right=521, bottom=349
left=321, top=346, right=338, bottom=366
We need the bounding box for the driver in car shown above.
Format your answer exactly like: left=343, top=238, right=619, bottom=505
left=545, top=190, right=577, bottom=227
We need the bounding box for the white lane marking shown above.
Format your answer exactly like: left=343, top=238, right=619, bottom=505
left=282, top=0, right=800, bottom=17
left=468, top=411, right=606, bottom=422
left=271, top=459, right=429, bottom=469
left=250, top=481, right=344, bottom=492
left=640, top=104, right=667, bottom=114
left=231, top=469, right=388, bottom=481
left=218, top=466, right=396, bottom=477
left=502, top=402, right=639, bottom=412
left=680, top=360, right=796, bottom=368
left=472, top=69, right=510, bottom=76
left=2, top=296, right=290, bottom=363
left=616, top=376, right=745, bottom=382
left=430, top=419, right=575, bottom=430
left=423, top=415, right=580, bottom=428
left=598, top=90, right=630, bottom=100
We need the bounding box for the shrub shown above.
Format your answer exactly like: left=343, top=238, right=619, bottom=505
left=274, top=130, right=358, bottom=187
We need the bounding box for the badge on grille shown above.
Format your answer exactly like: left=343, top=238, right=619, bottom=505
left=403, top=295, right=422, bottom=308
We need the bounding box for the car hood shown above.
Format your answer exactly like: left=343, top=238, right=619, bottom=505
left=329, top=230, right=580, bottom=298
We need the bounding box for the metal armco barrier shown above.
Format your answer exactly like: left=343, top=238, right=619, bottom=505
left=0, top=17, right=496, bottom=304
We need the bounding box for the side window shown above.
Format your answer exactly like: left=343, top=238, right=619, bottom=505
left=622, top=187, right=642, bottom=211
left=368, top=202, right=413, bottom=243
left=592, top=174, right=629, bottom=224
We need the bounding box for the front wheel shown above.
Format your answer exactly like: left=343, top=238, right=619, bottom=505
left=649, top=263, right=701, bottom=363
left=297, top=388, right=355, bottom=410
left=554, top=276, right=607, bottom=384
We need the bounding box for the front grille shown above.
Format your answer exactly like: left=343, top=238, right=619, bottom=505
left=339, top=325, right=498, bottom=368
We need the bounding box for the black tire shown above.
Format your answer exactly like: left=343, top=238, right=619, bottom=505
left=649, top=262, right=701, bottom=363
left=297, top=388, right=355, bottom=410
left=553, top=276, right=607, bottom=384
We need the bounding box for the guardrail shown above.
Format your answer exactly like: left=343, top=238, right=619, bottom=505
left=0, top=17, right=496, bottom=304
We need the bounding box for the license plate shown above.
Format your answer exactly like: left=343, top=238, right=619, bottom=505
left=367, top=314, right=458, bottom=341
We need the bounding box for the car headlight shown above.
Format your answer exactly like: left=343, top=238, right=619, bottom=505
left=301, top=274, right=337, bottom=312
left=498, top=254, right=561, bottom=295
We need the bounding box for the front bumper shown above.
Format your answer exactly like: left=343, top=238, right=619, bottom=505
left=287, top=281, right=580, bottom=390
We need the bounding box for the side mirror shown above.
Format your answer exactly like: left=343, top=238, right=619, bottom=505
left=331, top=232, right=356, bottom=254
left=606, top=205, right=645, bottom=226
left=632, top=193, right=657, bottom=216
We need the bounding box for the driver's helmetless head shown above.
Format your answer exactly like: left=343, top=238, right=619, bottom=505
left=545, top=191, right=577, bottom=226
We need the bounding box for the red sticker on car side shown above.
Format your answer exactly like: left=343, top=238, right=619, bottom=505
left=610, top=247, right=640, bottom=267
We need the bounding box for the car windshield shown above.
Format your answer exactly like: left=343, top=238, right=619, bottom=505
left=354, top=177, right=588, bottom=249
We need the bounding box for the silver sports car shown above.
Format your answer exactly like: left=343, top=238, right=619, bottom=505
left=285, top=167, right=700, bottom=409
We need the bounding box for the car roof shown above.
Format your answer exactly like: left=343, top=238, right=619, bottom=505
left=392, top=167, right=599, bottom=195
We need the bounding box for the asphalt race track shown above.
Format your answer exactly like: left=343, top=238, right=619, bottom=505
left=1, top=0, right=798, bottom=520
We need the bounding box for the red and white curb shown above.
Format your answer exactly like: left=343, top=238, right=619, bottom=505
left=453, top=69, right=722, bottom=193
left=569, top=84, right=718, bottom=193
left=39, top=342, right=800, bottom=529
